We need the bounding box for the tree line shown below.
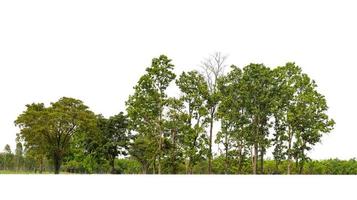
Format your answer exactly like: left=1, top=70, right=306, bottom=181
left=5, top=53, right=335, bottom=174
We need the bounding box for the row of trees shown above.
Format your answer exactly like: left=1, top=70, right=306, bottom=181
left=3, top=143, right=356, bottom=174
left=10, top=53, right=334, bottom=174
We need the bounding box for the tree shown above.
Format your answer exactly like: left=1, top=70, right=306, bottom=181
left=63, top=115, right=109, bottom=174
left=2, top=144, right=14, bottom=170
left=126, top=55, right=176, bottom=174
left=99, top=112, right=131, bottom=174
left=176, top=71, right=209, bottom=174
left=216, top=65, right=250, bottom=174
left=15, top=142, right=24, bottom=171
left=164, top=97, right=186, bottom=174
left=200, top=52, right=227, bottom=174
left=15, top=97, right=97, bottom=174
left=239, top=64, right=275, bottom=174
left=272, top=63, right=335, bottom=174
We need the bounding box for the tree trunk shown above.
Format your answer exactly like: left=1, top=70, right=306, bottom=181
left=54, top=160, right=61, bottom=174
left=142, top=163, right=148, bottom=174
left=224, top=132, right=228, bottom=174
left=171, top=129, right=177, bottom=174
left=299, top=149, right=305, bottom=174
left=237, top=146, right=243, bottom=174
left=208, top=111, right=214, bottom=174
left=158, top=138, right=162, bottom=174
left=260, top=147, right=264, bottom=174
left=253, top=144, right=258, bottom=174
left=110, top=157, right=116, bottom=174
left=53, top=152, right=62, bottom=174
left=287, top=127, right=293, bottom=175
left=39, top=157, right=44, bottom=174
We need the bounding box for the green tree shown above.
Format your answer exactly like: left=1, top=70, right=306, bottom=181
left=15, top=97, right=97, bottom=174
left=15, top=142, right=24, bottom=171
left=176, top=71, right=209, bottom=174
left=216, top=65, right=250, bottom=174
left=200, top=52, right=227, bottom=174
left=126, top=55, right=176, bottom=174
left=3, top=144, right=14, bottom=170
left=273, top=63, right=335, bottom=174
left=164, top=97, right=186, bottom=174
left=239, top=64, right=275, bottom=174
left=99, top=112, right=131, bottom=173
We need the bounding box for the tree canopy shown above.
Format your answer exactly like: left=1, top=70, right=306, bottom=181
left=4, top=54, right=336, bottom=174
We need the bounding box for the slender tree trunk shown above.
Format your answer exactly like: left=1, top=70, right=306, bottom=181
left=299, top=160, right=304, bottom=174
left=287, top=157, right=292, bottom=174
left=237, top=146, right=243, bottom=174
left=158, top=137, right=162, bottom=174
left=185, top=159, right=189, bottom=174
left=251, top=146, right=254, bottom=173
left=260, top=147, right=264, bottom=174
left=224, top=132, right=228, bottom=174
left=171, top=129, right=177, bottom=174
left=287, top=127, right=293, bottom=175
left=143, top=163, right=148, bottom=174
left=39, top=157, right=44, bottom=174
left=110, top=156, right=116, bottom=174
left=208, top=110, right=214, bottom=174
left=253, top=144, right=258, bottom=174
left=299, top=149, right=305, bottom=174
left=153, top=158, right=156, bottom=174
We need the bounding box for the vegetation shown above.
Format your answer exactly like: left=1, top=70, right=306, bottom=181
left=0, top=53, right=340, bottom=174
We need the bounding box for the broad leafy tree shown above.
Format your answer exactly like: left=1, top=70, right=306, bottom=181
left=15, top=97, right=97, bottom=174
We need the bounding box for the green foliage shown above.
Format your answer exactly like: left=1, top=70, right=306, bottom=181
left=272, top=63, right=335, bottom=174
left=175, top=71, right=209, bottom=173
left=115, top=158, right=142, bottom=174
left=6, top=55, right=336, bottom=175
left=126, top=55, right=176, bottom=174
left=15, top=97, right=97, bottom=174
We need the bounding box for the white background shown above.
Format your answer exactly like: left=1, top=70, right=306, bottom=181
left=1, top=0, right=356, bottom=160
left=0, top=0, right=356, bottom=198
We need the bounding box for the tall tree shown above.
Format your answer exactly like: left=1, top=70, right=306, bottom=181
left=176, top=71, right=209, bottom=174
left=165, top=97, right=185, bottom=174
left=126, top=55, right=176, bottom=174
left=239, top=64, right=275, bottom=174
left=216, top=65, right=249, bottom=174
left=273, top=63, right=335, bottom=174
left=201, top=52, right=227, bottom=174
left=15, top=97, right=97, bottom=174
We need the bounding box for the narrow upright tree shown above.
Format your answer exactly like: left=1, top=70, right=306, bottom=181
left=15, top=142, right=24, bottom=171
left=216, top=65, right=249, bottom=174
left=239, top=64, right=275, bottom=174
left=176, top=71, right=209, bottom=173
left=201, top=52, right=227, bottom=174
left=126, top=55, right=176, bottom=174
